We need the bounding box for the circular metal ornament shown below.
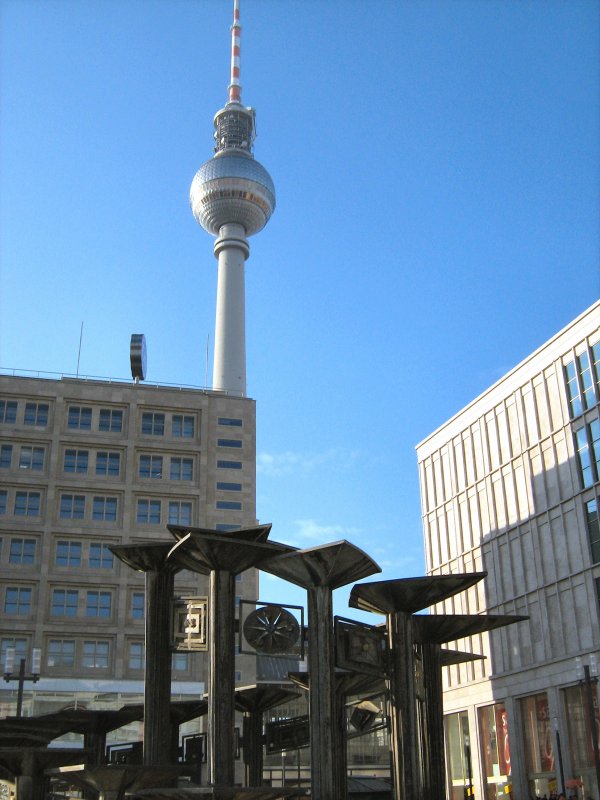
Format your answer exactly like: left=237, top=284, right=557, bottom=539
left=243, top=605, right=300, bottom=654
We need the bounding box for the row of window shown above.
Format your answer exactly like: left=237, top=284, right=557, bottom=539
left=0, top=537, right=114, bottom=568
left=1, top=636, right=191, bottom=672
left=3, top=586, right=242, bottom=619
left=564, top=338, right=600, bottom=419
left=0, top=446, right=244, bottom=484
left=0, top=491, right=204, bottom=524
left=0, top=401, right=246, bottom=440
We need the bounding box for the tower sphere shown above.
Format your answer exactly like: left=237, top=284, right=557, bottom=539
left=190, top=150, right=275, bottom=237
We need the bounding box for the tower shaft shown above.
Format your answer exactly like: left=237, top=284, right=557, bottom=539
left=213, top=223, right=249, bottom=396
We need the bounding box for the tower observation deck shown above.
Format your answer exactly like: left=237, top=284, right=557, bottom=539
left=190, top=0, right=275, bottom=397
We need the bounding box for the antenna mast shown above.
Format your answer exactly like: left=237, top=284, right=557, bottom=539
left=228, top=0, right=241, bottom=104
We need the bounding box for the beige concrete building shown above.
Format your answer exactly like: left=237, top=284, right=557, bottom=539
left=417, top=301, right=600, bottom=800
left=0, top=372, right=258, bottom=731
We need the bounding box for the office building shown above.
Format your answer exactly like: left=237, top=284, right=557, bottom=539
left=0, top=374, right=258, bottom=723
left=417, top=300, right=600, bottom=799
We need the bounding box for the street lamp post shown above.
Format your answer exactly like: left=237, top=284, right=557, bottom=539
left=553, top=716, right=565, bottom=797
left=3, top=647, right=41, bottom=717
left=576, top=655, right=600, bottom=800
left=465, top=734, right=474, bottom=798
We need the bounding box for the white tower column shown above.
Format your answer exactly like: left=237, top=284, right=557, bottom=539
left=213, top=222, right=250, bottom=396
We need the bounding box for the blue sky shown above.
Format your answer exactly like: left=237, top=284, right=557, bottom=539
left=1, top=0, right=599, bottom=618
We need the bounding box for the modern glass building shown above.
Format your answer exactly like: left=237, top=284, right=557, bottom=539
left=417, top=300, right=600, bottom=800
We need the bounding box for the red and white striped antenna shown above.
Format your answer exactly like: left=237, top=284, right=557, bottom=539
left=228, top=0, right=242, bottom=104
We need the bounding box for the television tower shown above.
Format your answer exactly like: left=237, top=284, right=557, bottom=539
left=190, top=0, right=275, bottom=397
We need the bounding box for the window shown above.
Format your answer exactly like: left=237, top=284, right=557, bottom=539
left=170, top=457, right=193, bottom=481
left=565, top=343, right=600, bottom=419
left=172, top=652, right=189, bottom=672
left=218, top=417, right=242, bottom=427
left=172, top=414, right=194, bottom=438
left=137, top=499, right=161, bottom=524
left=128, top=641, right=145, bottom=670
left=216, top=523, right=241, bottom=532
left=216, top=482, right=242, bottom=491
left=5, top=587, right=32, bottom=614
left=1, top=638, right=27, bottom=669
left=139, top=455, right=163, bottom=479
left=24, top=402, right=48, bottom=426
left=64, top=449, right=89, bottom=474
left=217, top=460, right=242, bottom=470
left=19, top=446, right=44, bottom=470
left=96, top=451, right=120, bottom=477
left=9, top=538, right=36, bottom=565
left=86, top=591, right=111, bottom=618
left=82, top=640, right=109, bottom=669
left=0, top=401, right=17, bottom=424
left=56, top=540, right=82, bottom=567
left=586, top=499, right=600, bottom=563
left=92, top=496, right=117, bottom=522
left=60, top=494, right=85, bottom=520
left=131, top=592, right=145, bottom=620
left=142, top=412, right=164, bottom=436
left=216, top=500, right=242, bottom=511
left=68, top=406, right=92, bottom=430
left=51, top=589, right=79, bottom=616
left=0, top=445, right=12, bottom=468
left=217, top=439, right=242, bottom=448
left=168, top=501, right=192, bottom=525
left=47, top=639, right=75, bottom=668
left=99, top=408, right=123, bottom=432
left=575, top=420, right=600, bottom=488
left=0, top=491, right=6, bottom=515
left=89, top=543, right=114, bottom=569
left=14, top=491, right=40, bottom=516
left=592, top=340, right=600, bottom=395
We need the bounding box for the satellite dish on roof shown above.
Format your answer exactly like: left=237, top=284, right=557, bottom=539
left=130, top=334, right=147, bottom=382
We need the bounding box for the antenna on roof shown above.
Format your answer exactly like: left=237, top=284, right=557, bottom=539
left=76, top=321, right=83, bottom=377
left=228, top=0, right=242, bottom=104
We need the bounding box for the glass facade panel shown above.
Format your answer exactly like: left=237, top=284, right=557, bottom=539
left=64, top=449, right=89, bottom=474
left=478, top=702, right=511, bottom=799
left=520, top=692, right=556, bottom=797
left=0, top=445, right=12, bottom=468
left=68, top=406, right=92, bottom=430
left=564, top=682, right=600, bottom=775
left=56, top=540, right=82, bottom=567
left=14, top=491, right=40, bottom=516
left=95, top=451, right=120, bottom=476
left=141, top=412, right=164, bottom=435
left=137, top=499, right=161, bottom=524
left=444, top=711, right=472, bottom=800
left=172, top=415, right=194, bottom=437
left=24, top=402, right=48, bottom=426
left=20, top=446, right=44, bottom=470
left=0, top=401, right=17, bottom=424
left=89, top=543, right=113, bottom=569
left=47, top=639, right=75, bottom=667
left=99, top=408, right=123, bottom=432
left=9, top=538, right=36, bottom=565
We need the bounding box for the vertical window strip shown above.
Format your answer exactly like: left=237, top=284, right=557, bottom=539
left=578, top=351, right=595, bottom=411
left=576, top=427, right=594, bottom=488
left=565, top=360, right=583, bottom=418
left=586, top=499, right=600, bottom=564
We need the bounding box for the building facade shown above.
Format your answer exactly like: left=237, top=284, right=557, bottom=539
left=416, top=301, right=600, bottom=800
left=0, top=372, right=258, bottom=731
